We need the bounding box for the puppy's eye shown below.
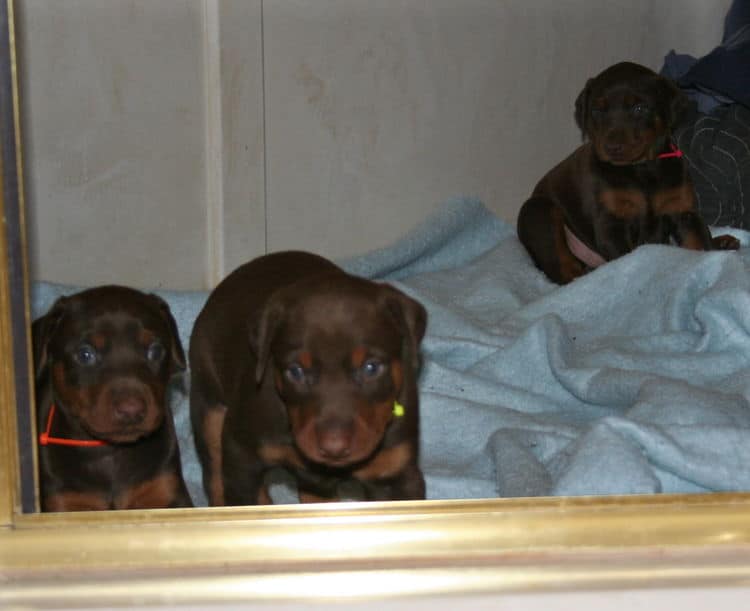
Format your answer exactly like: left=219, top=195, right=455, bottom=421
left=360, top=358, right=385, bottom=379
left=285, top=364, right=306, bottom=383
left=591, top=108, right=606, bottom=119
left=146, top=341, right=166, bottom=363
left=632, top=103, right=650, bottom=117
left=74, top=343, right=98, bottom=366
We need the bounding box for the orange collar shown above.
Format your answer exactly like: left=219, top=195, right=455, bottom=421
left=38, top=404, right=108, bottom=447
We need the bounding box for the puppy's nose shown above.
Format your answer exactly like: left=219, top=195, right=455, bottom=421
left=112, top=395, right=147, bottom=424
left=316, top=422, right=353, bottom=460
left=605, top=143, right=625, bottom=157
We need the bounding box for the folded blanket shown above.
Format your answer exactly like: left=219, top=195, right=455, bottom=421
left=32, top=197, right=750, bottom=504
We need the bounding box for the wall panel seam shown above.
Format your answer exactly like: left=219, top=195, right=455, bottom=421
left=203, top=0, right=225, bottom=286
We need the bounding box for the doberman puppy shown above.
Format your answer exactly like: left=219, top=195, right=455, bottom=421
left=33, top=286, right=192, bottom=511
left=189, top=251, right=427, bottom=505
left=517, top=61, right=739, bottom=284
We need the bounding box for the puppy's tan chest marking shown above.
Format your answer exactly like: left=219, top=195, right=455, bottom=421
left=598, top=188, right=648, bottom=219
left=43, top=491, right=110, bottom=512
left=43, top=471, right=183, bottom=511
left=599, top=184, right=695, bottom=221
left=651, top=183, right=695, bottom=216
left=115, top=471, right=183, bottom=509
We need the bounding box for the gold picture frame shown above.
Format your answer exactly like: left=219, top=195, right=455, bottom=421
left=2, top=1, right=750, bottom=606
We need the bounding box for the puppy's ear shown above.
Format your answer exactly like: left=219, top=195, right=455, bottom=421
left=379, top=285, right=427, bottom=372
left=251, top=295, right=285, bottom=386
left=574, top=78, right=593, bottom=139
left=149, top=294, right=186, bottom=374
left=32, top=296, right=70, bottom=379
left=657, top=76, right=688, bottom=130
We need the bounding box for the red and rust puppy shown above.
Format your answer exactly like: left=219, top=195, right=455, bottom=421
left=33, top=286, right=192, bottom=511
left=517, top=61, right=739, bottom=284
left=189, top=251, right=427, bottom=505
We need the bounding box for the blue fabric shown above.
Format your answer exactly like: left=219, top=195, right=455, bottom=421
left=340, top=196, right=512, bottom=281
left=32, top=197, right=750, bottom=503
left=662, top=0, right=750, bottom=112
left=724, top=0, right=750, bottom=43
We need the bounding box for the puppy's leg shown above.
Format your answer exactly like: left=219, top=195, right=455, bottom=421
left=298, top=489, right=337, bottom=503
left=670, top=211, right=739, bottom=250
left=654, top=188, right=738, bottom=250
left=518, top=197, right=586, bottom=284
left=389, top=462, right=426, bottom=500
left=201, top=405, right=228, bottom=505
left=668, top=211, right=713, bottom=251
left=190, top=383, right=228, bottom=506
left=222, top=439, right=268, bottom=506
left=361, top=463, right=426, bottom=501
left=170, top=471, right=195, bottom=508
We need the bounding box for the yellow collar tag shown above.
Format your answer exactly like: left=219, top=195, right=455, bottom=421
left=392, top=401, right=405, bottom=418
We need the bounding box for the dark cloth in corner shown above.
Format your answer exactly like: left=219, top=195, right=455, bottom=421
left=662, top=0, right=750, bottom=113
left=675, top=104, right=750, bottom=229
left=662, top=0, right=750, bottom=229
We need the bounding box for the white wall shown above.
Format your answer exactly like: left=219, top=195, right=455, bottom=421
left=18, top=0, right=732, bottom=290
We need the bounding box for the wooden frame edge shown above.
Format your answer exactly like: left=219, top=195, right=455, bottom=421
left=2, top=1, right=750, bottom=607
left=0, top=0, right=30, bottom=526
left=2, top=494, right=750, bottom=605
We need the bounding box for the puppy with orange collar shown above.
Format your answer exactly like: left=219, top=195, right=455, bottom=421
left=517, top=61, right=738, bottom=284
left=33, top=286, right=192, bottom=511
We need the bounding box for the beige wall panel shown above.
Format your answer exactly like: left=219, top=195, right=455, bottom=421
left=210, top=0, right=265, bottom=283
left=19, top=0, right=208, bottom=290
left=17, top=0, right=731, bottom=286
left=263, top=0, right=731, bottom=260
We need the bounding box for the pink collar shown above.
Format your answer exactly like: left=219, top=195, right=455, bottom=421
left=656, top=143, right=683, bottom=160
left=564, top=225, right=606, bottom=270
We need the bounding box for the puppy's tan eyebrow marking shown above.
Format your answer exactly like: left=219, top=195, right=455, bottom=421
left=350, top=346, right=367, bottom=368
left=592, top=97, right=608, bottom=111
left=91, top=333, right=107, bottom=350
left=298, top=350, right=313, bottom=369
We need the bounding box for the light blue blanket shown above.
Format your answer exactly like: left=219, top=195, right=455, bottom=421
left=32, top=197, right=750, bottom=504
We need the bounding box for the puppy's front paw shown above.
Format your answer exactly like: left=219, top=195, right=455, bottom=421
left=711, top=234, right=741, bottom=251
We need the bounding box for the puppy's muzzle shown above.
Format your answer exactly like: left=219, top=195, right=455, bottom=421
left=110, top=387, right=148, bottom=425
left=315, top=419, right=354, bottom=461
